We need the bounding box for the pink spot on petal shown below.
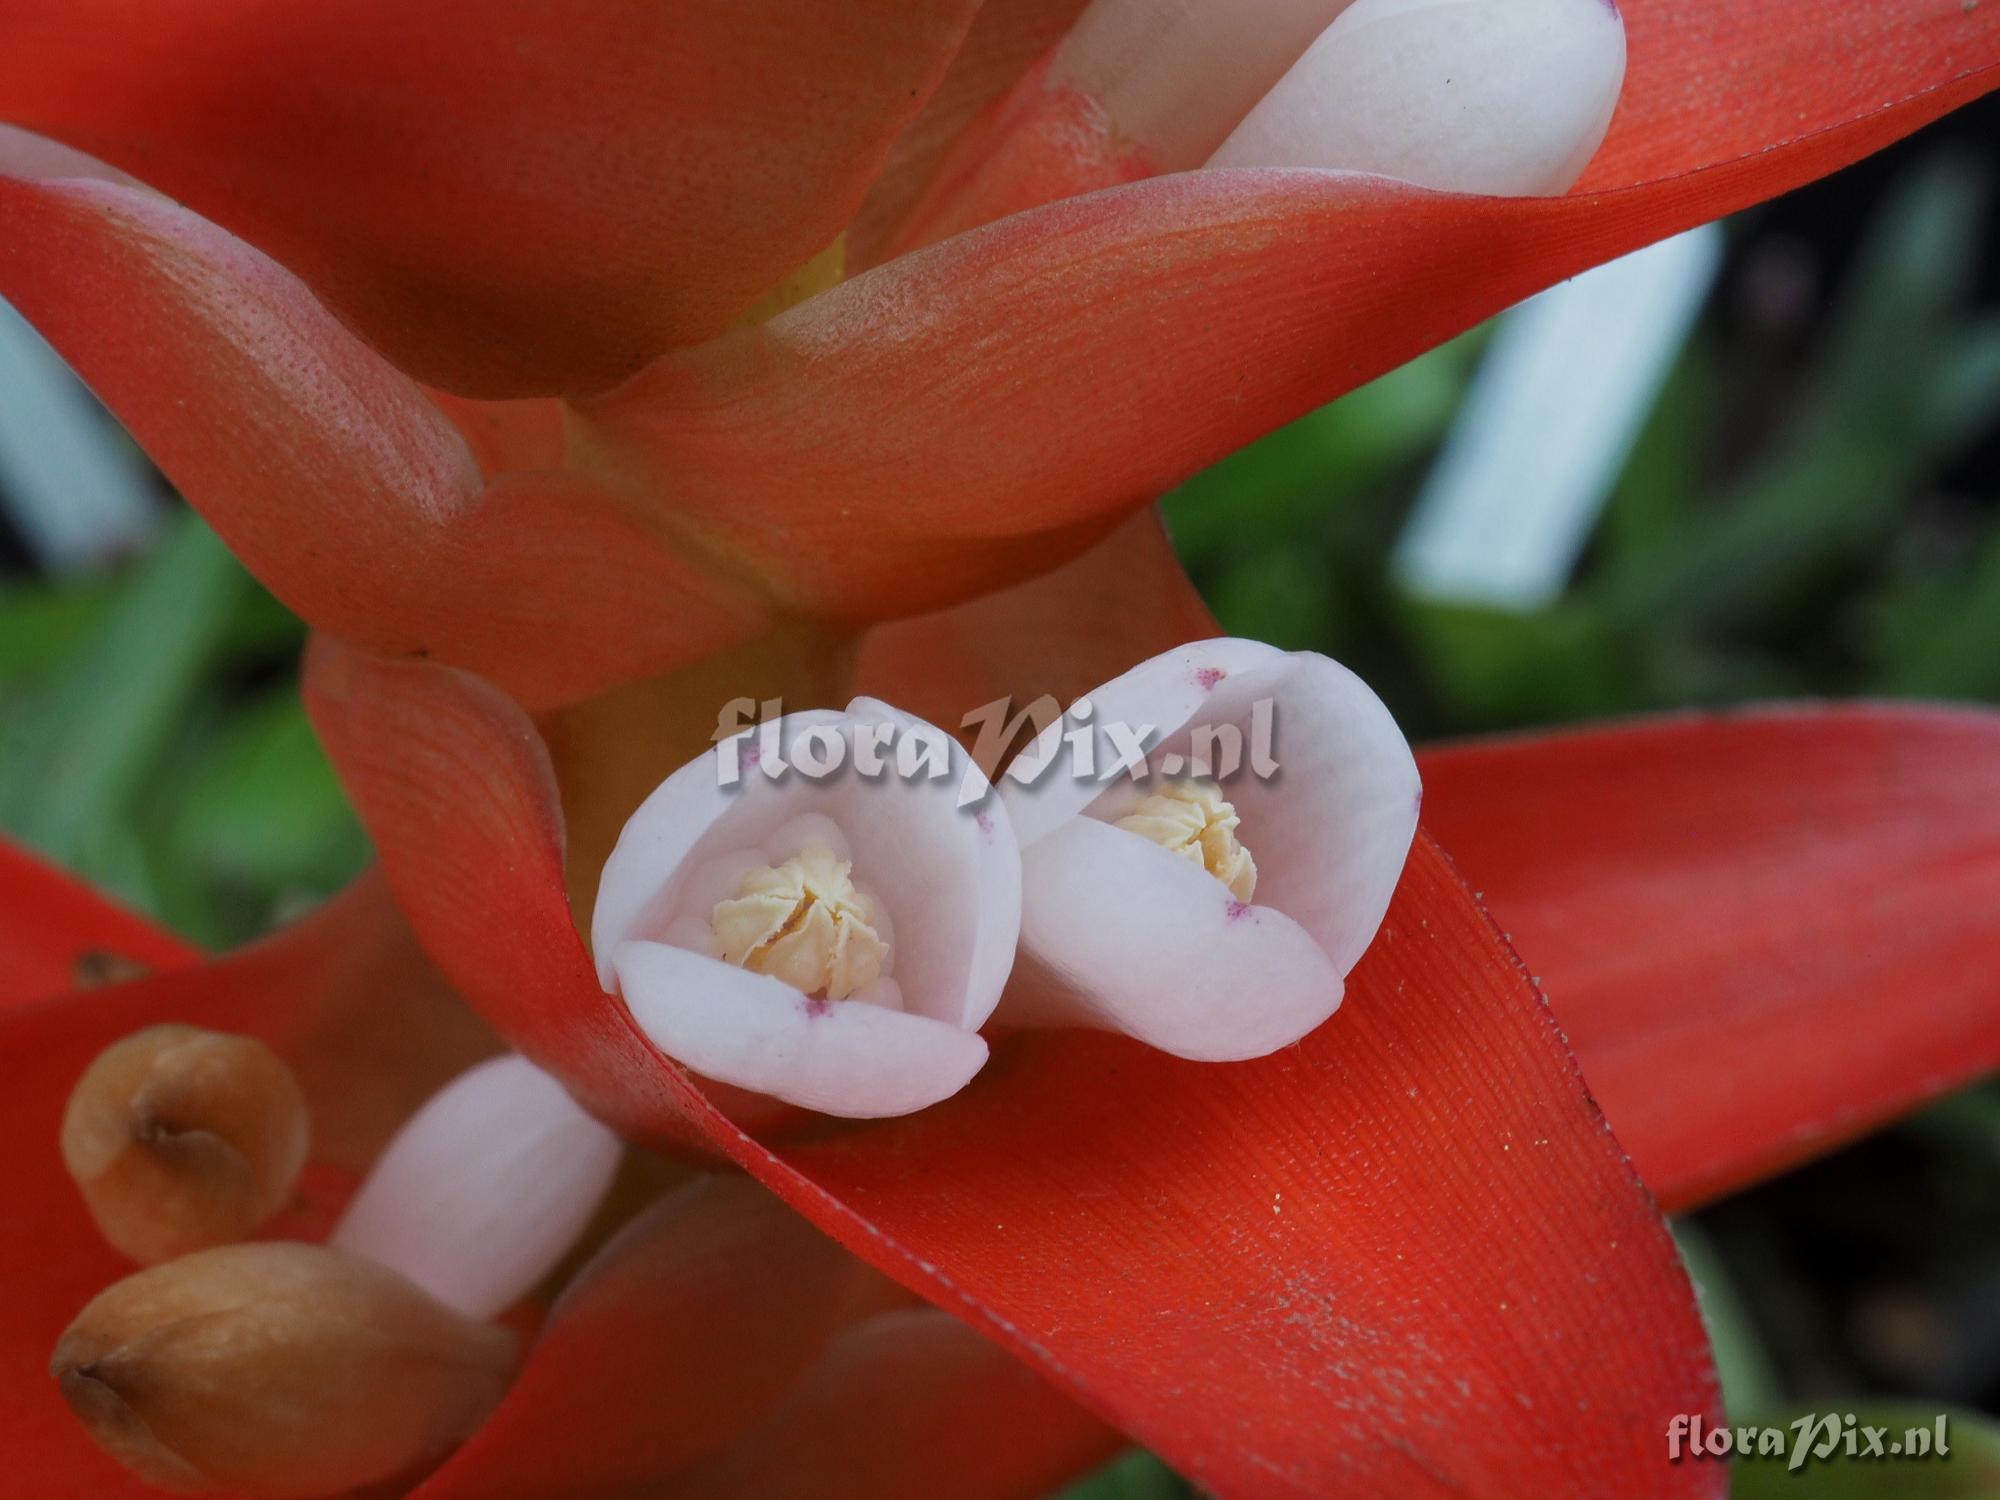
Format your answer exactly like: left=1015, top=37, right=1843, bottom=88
left=975, top=810, right=993, bottom=837
left=801, top=995, right=834, bottom=1019
left=743, top=742, right=763, bottom=769
left=1194, top=666, right=1225, bottom=691
left=1226, top=900, right=1252, bottom=923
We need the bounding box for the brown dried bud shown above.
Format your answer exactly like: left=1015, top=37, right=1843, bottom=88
left=61, top=1024, right=311, bottom=1264
left=51, top=1242, right=518, bottom=1496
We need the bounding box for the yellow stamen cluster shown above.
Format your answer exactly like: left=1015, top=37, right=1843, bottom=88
left=710, top=842, right=888, bottom=1001
left=1114, top=779, right=1259, bottom=902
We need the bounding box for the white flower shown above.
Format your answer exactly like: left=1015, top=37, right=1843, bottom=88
left=997, top=638, right=1419, bottom=1061
left=592, top=700, right=1021, bottom=1118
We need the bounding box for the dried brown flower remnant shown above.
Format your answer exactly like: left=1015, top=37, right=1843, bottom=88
left=61, top=1024, right=310, bottom=1264
left=51, top=1242, right=517, bottom=1496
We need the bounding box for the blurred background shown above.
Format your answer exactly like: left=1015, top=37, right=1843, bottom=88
left=3, top=97, right=1996, bottom=1496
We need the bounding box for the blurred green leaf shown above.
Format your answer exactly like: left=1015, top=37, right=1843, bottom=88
left=167, top=692, right=362, bottom=885
left=1869, top=504, right=2000, bottom=700
left=1164, top=334, right=1481, bottom=560
left=153, top=690, right=370, bottom=945
left=1050, top=1451, right=1189, bottom=1500
left=1673, top=1221, right=1783, bottom=1416
left=1600, top=155, right=1995, bottom=636
left=0, top=512, right=243, bottom=895
left=1398, top=596, right=1641, bottom=728
left=0, top=575, right=115, bottom=690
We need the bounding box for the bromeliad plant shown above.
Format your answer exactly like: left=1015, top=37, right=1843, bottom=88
left=2, top=0, right=1999, bottom=1496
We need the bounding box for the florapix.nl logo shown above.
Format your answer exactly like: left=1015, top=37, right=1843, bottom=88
left=709, top=692, right=1281, bottom=806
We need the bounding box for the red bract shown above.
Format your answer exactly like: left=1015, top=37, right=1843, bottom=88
left=0, top=0, right=982, bottom=395
left=0, top=841, right=195, bottom=1008
left=1422, top=707, right=2000, bottom=1212
left=414, top=1177, right=1116, bottom=1500
left=0, top=0, right=1991, bottom=706
left=63, top=636, right=1737, bottom=1495
left=0, top=869, right=494, bottom=1498
left=1, top=0, right=1998, bottom=1494
left=866, top=523, right=2000, bottom=1218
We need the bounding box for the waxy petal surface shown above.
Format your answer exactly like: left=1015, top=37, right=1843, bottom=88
left=1420, top=706, right=2000, bottom=1212
left=1004, top=817, right=1346, bottom=1057
left=306, top=637, right=1720, bottom=1498
left=330, top=1053, right=622, bottom=1320
left=615, top=941, right=993, bottom=1119
left=0, top=0, right=980, bottom=394
left=583, top=0, right=1999, bottom=622
left=0, top=175, right=768, bottom=709
left=0, top=862, right=494, bottom=1497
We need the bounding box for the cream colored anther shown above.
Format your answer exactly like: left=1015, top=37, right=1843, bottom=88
left=1115, top=780, right=1259, bottom=902
left=710, top=842, right=888, bottom=1000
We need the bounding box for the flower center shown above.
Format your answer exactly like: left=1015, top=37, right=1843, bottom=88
left=709, top=842, right=888, bottom=1000
left=1114, top=779, right=1259, bottom=902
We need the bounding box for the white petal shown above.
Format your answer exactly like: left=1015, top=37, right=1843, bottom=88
left=829, top=698, right=1021, bottom=1030
left=1003, top=817, right=1345, bottom=1061
left=329, top=1054, right=621, bottom=1320
left=849, top=976, right=907, bottom=1013
left=1208, top=0, right=1628, bottom=196
left=1224, top=652, right=1421, bottom=975
left=1054, top=0, right=1361, bottom=169
left=762, top=812, right=852, bottom=864
left=851, top=881, right=897, bottom=976
left=591, top=709, right=849, bottom=987
left=615, top=941, right=988, bottom=1118
left=1002, top=638, right=1289, bottom=846
left=661, top=913, right=722, bottom=958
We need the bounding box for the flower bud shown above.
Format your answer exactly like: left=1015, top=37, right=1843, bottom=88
left=51, top=1242, right=517, bottom=1497
left=1209, top=0, right=1628, bottom=195
left=61, top=1024, right=310, bottom=1264
left=331, top=1053, right=622, bottom=1320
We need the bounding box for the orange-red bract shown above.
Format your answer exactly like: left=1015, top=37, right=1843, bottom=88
left=0, top=840, right=196, bottom=1007
left=1, top=0, right=1998, bottom=1492
left=302, top=635, right=1725, bottom=1499
left=0, top=869, right=490, bottom=1498
left=0, top=853, right=1108, bottom=1499
left=0, top=0, right=1991, bottom=706
left=865, top=519, right=2000, bottom=1223
left=1422, top=707, right=2000, bottom=1212
left=0, top=176, right=772, bottom=711
left=579, top=0, right=1999, bottom=629
left=0, top=0, right=982, bottom=395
